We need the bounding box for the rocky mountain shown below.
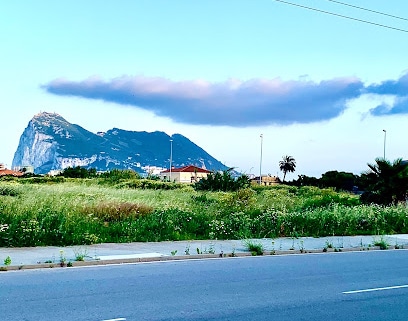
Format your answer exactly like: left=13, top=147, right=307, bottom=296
left=12, top=112, right=228, bottom=174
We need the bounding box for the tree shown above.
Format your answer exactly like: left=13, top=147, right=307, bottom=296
left=319, top=170, right=357, bottom=191
left=279, top=155, right=296, bottom=182
left=194, top=170, right=250, bottom=192
left=360, top=158, right=408, bottom=205
left=288, top=174, right=319, bottom=187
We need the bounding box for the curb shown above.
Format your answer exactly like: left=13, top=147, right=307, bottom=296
left=0, top=245, right=398, bottom=272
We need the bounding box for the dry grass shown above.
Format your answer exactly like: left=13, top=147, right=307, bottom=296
left=81, top=201, right=154, bottom=222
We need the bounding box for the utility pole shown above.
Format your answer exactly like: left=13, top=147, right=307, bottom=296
left=383, top=129, right=386, bottom=159
left=259, top=134, right=263, bottom=185
left=169, top=139, right=173, bottom=182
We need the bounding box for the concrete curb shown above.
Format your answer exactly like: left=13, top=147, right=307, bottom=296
left=1, top=245, right=402, bottom=272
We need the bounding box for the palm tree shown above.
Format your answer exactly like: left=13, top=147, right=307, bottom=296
left=279, top=155, right=296, bottom=182
left=360, top=158, right=408, bottom=205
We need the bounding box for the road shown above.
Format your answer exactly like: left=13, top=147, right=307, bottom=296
left=1, top=250, right=408, bottom=320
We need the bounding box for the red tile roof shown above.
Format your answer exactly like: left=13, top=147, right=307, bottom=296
left=0, top=169, right=24, bottom=177
left=161, top=165, right=212, bottom=174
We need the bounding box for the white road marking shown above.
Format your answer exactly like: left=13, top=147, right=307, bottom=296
left=343, top=284, right=408, bottom=294
left=102, top=318, right=126, bottom=321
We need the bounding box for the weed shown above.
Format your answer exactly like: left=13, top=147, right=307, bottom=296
left=270, top=241, right=276, bottom=255
left=394, top=238, right=404, bottom=249
left=298, top=240, right=305, bottom=253
left=3, top=256, right=11, bottom=266
left=67, top=261, right=73, bottom=267
left=184, top=244, right=190, bottom=255
left=0, top=184, right=20, bottom=197
left=59, top=250, right=66, bottom=267
left=374, top=236, right=389, bottom=250
left=171, top=250, right=177, bottom=256
left=207, top=242, right=215, bottom=254
left=81, top=201, right=154, bottom=222
left=243, top=239, right=264, bottom=256
left=73, top=247, right=88, bottom=261
left=325, top=240, right=333, bottom=249
left=1, top=180, right=408, bottom=247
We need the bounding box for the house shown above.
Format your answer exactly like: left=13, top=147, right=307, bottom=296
left=251, top=175, right=280, bottom=186
left=160, top=165, right=212, bottom=183
left=0, top=168, right=24, bottom=177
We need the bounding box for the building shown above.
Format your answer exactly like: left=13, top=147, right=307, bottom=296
left=13, top=165, right=34, bottom=174
left=0, top=168, right=24, bottom=177
left=251, top=175, right=280, bottom=186
left=160, top=165, right=212, bottom=183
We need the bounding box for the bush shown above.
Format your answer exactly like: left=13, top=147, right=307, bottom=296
left=115, top=179, right=185, bottom=190
left=0, top=184, right=21, bottom=197
left=194, top=171, right=250, bottom=192
left=98, top=169, right=141, bottom=185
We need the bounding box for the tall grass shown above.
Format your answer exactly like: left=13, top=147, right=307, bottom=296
left=0, top=178, right=407, bottom=247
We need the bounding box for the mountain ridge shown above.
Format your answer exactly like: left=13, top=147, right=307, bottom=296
left=12, top=112, right=228, bottom=174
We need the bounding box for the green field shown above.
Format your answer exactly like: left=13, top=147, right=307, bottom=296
left=0, top=177, right=407, bottom=247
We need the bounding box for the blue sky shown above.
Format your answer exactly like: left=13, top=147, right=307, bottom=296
left=2, top=0, right=408, bottom=179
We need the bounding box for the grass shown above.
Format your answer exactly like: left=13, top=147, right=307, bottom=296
left=243, top=239, right=264, bottom=255
left=0, top=178, right=407, bottom=247
left=373, top=236, right=389, bottom=250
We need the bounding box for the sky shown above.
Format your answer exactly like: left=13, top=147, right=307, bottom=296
left=2, top=0, right=408, bottom=180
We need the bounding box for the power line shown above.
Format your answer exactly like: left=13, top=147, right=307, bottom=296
left=274, top=0, right=408, bottom=33
left=325, top=0, right=408, bottom=22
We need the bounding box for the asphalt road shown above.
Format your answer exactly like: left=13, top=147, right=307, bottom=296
left=1, top=250, right=408, bottom=321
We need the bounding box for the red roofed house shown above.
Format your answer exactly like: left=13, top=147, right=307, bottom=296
left=0, top=168, right=24, bottom=177
left=160, top=165, right=212, bottom=183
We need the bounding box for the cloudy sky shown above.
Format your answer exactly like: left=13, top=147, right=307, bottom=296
left=2, top=0, right=408, bottom=179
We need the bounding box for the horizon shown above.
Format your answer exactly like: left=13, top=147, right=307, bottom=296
left=2, top=1, right=408, bottom=180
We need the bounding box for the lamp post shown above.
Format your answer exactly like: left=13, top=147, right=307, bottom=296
left=169, top=139, right=173, bottom=182
left=259, top=134, right=263, bottom=185
left=383, top=129, right=386, bottom=159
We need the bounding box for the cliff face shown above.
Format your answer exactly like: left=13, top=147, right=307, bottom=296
left=12, top=112, right=227, bottom=174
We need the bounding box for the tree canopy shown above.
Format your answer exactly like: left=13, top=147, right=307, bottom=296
left=279, top=155, right=296, bottom=182
left=360, top=158, right=408, bottom=205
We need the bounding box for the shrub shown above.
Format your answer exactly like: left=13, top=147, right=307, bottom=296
left=0, top=184, right=21, bottom=197
left=115, top=179, right=185, bottom=190
left=194, top=171, right=250, bottom=192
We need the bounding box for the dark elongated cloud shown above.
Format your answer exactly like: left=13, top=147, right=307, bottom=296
left=366, top=71, right=408, bottom=116
left=43, top=75, right=364, bottom=126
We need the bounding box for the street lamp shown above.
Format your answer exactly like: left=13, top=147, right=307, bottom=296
left=169, top=139, right=173, bottom=182
left=383, top=129, right=386, bottom=159
left=259, top=134, right=263, bottom=185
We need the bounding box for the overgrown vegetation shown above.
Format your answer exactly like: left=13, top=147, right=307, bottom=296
left=359, top=158, right=408, bottom=205
left=194, top=170, right=250, bottom=192
left=0, top=175, right=407, bottom=247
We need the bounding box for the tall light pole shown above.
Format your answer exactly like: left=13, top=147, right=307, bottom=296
left=383, top=129, right=386, bottom=159
left=169, top=139, right=173, bottom=182
left=259, top=134, right=263, bottom=185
